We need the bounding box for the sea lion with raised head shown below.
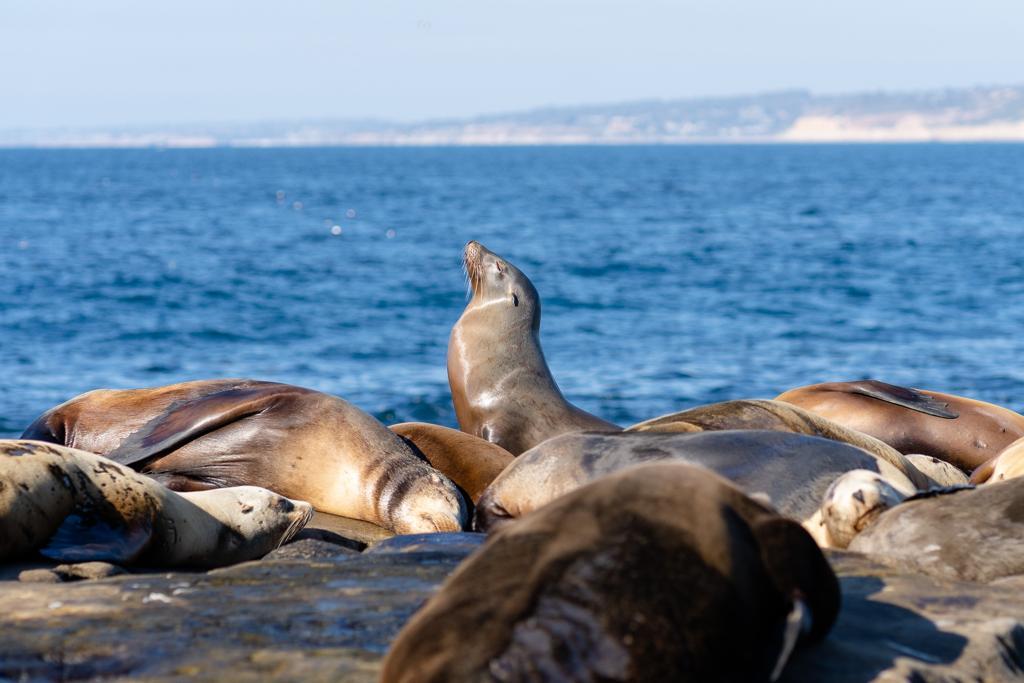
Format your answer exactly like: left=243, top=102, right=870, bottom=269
left=844, top=478, right=1024, bottom=583
left=475, top=429, right=919, bottom=548
left=389, top=422, right=514, bottom=504
left=448, top=241, right=619, bottom=455
left=381, top=462, right=839, bottom=683
left=20, top=380, right=468, bottom=534
left=627, top=398, right=931, bottom=489
left=0, top=440, right=312, bottom=567
left=775, top=380, right=1024, bottom=471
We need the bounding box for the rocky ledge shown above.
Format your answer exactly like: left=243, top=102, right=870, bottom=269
left=1, top=531, right=1022, bottom=682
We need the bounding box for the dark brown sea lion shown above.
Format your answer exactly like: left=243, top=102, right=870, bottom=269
left=447, top=241, right=619, bottom=455
left=847, top=478, right=1024, bottom=583
left=474, top=430, right=920, bottom=548
left=626, top=398, right=930, bottom=488
left=20, top=380, right=468, bottom=534
left=380, top=462, right=840, bottom=683
left=389, top=422, right=514, bottom=504
left=0, top=440, right=312, bottom=567
left=775, top=379, right=1024, bottom=471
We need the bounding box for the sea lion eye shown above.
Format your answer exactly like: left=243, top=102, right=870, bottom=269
left=512, top=293, right=519, bottom=307
left=495, top=261, right=505, bottom=273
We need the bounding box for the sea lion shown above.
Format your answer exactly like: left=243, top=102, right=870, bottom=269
left=845, top=479, right=1024, bottom=583
left=389, top=422, right=514, bottom=504
left=969, top=435, right=1024, bottom=484
left=905, top=453, right=970, bottom=487
left=775, top=379, right=1024, bottom=471
left=474, top=429, right=919, bottom=547
left=447, top=241, right=619, bottom=455
left=20, top=379, right=468, bottom=534
left=381, top=462, right=839, bottom=683
left=0, top=440, right=311, bottom=567
left=626, top=398, right=931, bottom=489
left=819, top=469, right=915, bottom=549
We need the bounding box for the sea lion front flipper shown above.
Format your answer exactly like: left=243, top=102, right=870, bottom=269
left=105, top=385, right=305, bottom=469
left=39, top=512, right=154, bottom=563
left=752, top=516, right=840, bottom=644
left=839, top=380, right=959, bottom=419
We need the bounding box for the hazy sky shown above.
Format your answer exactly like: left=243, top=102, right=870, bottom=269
left=2, top=0, right=1022, bottom=128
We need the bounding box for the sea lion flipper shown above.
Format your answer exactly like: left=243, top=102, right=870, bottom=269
left=751, top=516, right=840, bottom=643
left=39, top=513, right=153, bottom=563
left=843, top=380, right=959, bottom=419
left=106, top=385, right=303, bottom=469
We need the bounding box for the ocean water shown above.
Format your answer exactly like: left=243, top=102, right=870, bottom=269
left=2, top=144, right=1024, bottom=438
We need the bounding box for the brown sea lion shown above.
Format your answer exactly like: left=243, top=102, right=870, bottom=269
left=447, top=241, right=619, bottom=455
left=389, top=422, right=514, bottom=504
left=775, top=379, right=1024, bottom=471
left=0, top=440, right=312, bottom=567
left=20, top=379, right=468, bottom=534
left=474, top=430, right=920, bottom=548
left=626, top=398, right=930, bottom=489
left=846, top=478, right=1024, bottom=583
left=381, top=462, right=840, bottom=683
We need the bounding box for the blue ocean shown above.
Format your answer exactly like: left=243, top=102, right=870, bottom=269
left=2, top=145, right=1024, bottom=438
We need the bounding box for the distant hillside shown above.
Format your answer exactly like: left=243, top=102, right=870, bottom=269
left=3, top=85, right=1024, bottom=147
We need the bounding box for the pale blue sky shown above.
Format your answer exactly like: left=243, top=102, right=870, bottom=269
left=2, top=0, right=1022, bottom=128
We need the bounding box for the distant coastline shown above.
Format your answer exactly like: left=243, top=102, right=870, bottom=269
left=3, top=84, right=1024, bottom=148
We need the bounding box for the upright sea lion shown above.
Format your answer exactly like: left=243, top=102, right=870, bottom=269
left=448, top=241, right=619, bottom=455
left=381, top=463, right=839, bottom=683
left=626, top=398, right=930, bottom=489
left=775, top=380, right=1024, bottom=471
left=0, top=440, right=312, bottom=567
left=389, top=422, right=514, bottom=504
left=846, top=478, right=1024, bottom=583
left=20, top=380, right=468, bottom=534
left=475, top=429, right=919, bottom=548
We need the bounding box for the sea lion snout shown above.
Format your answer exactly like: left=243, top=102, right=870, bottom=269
left=822, top=469, right=907, bottom=548
left=472, top=490, right=513, bottom=532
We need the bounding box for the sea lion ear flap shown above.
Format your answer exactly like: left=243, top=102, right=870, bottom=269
left=751, top=516, right=841, bottom=644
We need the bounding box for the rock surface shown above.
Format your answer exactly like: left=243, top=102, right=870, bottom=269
left=0, top=536, right=1022, bottom=682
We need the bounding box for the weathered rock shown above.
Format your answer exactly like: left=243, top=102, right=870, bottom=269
left=1, top=538, right=1023, bottom=681
left=18, top=561, right=126, bottom=583
left=263, top=539, right=361, bottom=561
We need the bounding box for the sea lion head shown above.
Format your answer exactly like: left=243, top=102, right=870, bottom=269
left=821, top=469, right=908, bottom=548
left=463, top=241, right=540, bottom=330
left=389, top=470, right=471, bottom=534
left=191, top=486, right=314, bottom=551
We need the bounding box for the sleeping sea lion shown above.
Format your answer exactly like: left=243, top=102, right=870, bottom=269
left=474, top=429, right=919, bottom=548
left=389, top=422, right=514, bottom=504
left=845, top=479, right=1024, bottom=583
left=775, top=380, right=1024, bottom=471
left=0, top=440, right=311, bottom=567
left=381, top=462, right=839, bottom=683
left=20, top=380, right=468, bottom=534
left=626, top=398, right=930, bottom=489
left=447, top=241, right=619, bottom=455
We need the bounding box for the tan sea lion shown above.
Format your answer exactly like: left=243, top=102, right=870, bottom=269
left=474, top=429, right=919, bottom=548
left=626, top=398, right=930, bottom=489
left=381, top=462, right=840, bottom=683
left=389, top=422, right=514, bottom=504
left=845, top=479, right=1024, bottom=583
left=775, top=379, right=1024, bottom=471
left=905, top=453, right=970, bottom=487
left=0, top=440, right=311, bottom=567
left=819, top=469, right=916, bottom=549
left=20, top=379, right=468, bottom=534
left=447, top=241, right=619, bottom=455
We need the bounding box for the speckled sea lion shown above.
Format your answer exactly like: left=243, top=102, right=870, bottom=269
left=627, top=398, right=931, bottom=489
left=20, top=380, right=468, bottom=534
left=447, top=241, right=619, bottom=455
left=775, top=380, right=1024, bottom=471
left=381, top=462, right=839, bottom=683
left=475, top=429, right=919, bottom=547
left=844, top=479, right=1024, bottom=583
left=389, top=422, right=514, bottom=504
left=0, top=440, right=312, bottom=567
